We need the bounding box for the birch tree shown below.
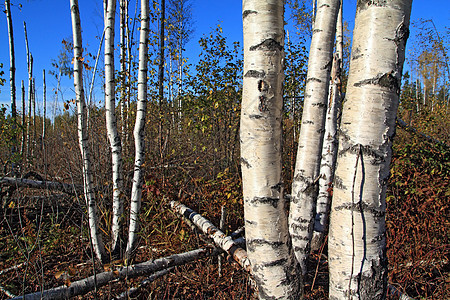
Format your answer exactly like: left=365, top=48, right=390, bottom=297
left=21, top=80, right=25, bottom=156
left=328, top=0, right=412, bottom=298
left=289, top=0, right=340, bottom=274
left=311, top=0, right=343, bottom=251
left=125, top=0, right=149, bottom=262
left=5, top=0, right=16, bottom=144
left=42, top=69, right=46, bottom=151
left=24, top=22, right=32, bottom=159
left=119, top=0, right=129, bottom=144
left=103, top=0, right=125, bottom=257
left=241, top=1, right=300, bottom=298
left=70, top=0, right=107, bottom=263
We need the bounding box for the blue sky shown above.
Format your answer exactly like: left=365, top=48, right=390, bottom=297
left=0, top=0, right=449, bottom=114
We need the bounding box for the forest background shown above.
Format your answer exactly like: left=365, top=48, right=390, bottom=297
left=0, top=0, right=448, bottom=299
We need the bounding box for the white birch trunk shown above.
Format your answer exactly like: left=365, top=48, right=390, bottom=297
left=42, top=70, right=46, bottom=146
left=32, top=78, right=36, bottom=145
left=70, top=0, right=107, bottom=263
left=119, top=0, right=128, bottom=145
left=125, top=0, right=149, bottom=262
left=5, top=0, right=16, bottom=129
left=289, top=0, right=340, bottom=274
left=24, top=21, right=32, bottom=159
left=241, top=1, right=300, bottom=298
left=21, top=80, right=25, bottom=156
left=104, top=0, right=125, bottom=256
left=311, top=1, right=343, bottom=251
left=328, top=1, right=412, bottom=299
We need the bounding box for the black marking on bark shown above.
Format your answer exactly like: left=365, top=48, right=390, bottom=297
left=292, top=217, right=310, bottom=224
left=249, top=38, right=283, bottom=52
left=247, top=239, right=284, bottom=253
left=254, top=279, right=278, bottom=300
left=249, top=196, right=280, bottom=208
left=339, top=143, right=386, bottom=165
left=312, top=102, right=327, bottom=108
left=334, top=176, right=346, bottom=190
left=244, top=70, right=265, bottom=78
left=353, top=72, right=400, bottom=94
left=242, top=10, right=257, bottom=19
left=290, top=223, right=309, bottom=231
left=357, top=0, right=388, bottom=11
left=321, top=59, right=333, bottom=71
left=393, top=20, right=410, bottom=49
left=357, top=257, right=388, bottom=300
left=259, top=95, right=269, bottom=112
left=249, top=114, right=264, bottom=119
left=319, top=3, right=330, bottom=8
left=306, top=77, right=322, bottom=83
left=302, top=120, right=314, bottom=124
left=313, top=29, right=323, bottom=34
left=293, top=245, right=310, bottom=254
left=240, top=158, right=252, bottom=168
left=245, top=219, right=257, bottom=226
left=334, top=201, right=385, bottom=218
left=371, top=234, right=385, bottom=243
left=291, top=234, right=311, bottom=242
left=271, top=182, right=283, bottom=192
left=254, top=258, right=288, bottom=271
left=258, top=80, right=269, bottom=92
left=352, top=47, right=363, bottom=61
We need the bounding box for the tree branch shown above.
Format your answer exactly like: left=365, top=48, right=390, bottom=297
left=10, top=248, right=219, bottom=300
left=0, top=177, right=84, bottom=195
left=170, top=200, right=251, bottom=272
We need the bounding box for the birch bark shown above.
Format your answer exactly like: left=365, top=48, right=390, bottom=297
left=5, top=0, right=16, bottom=132
left=241, top=1, right=300, bottom=298
left=120, top=0, right=128, bottom=145
left=103, top=0, right=125, bottom=256
left=125, top=0, right=149, bottom=262
left=328, top=1, right=412, bottom=299
left=289, top=0, right=340, bottom=274
left=21, top=81, right=25, bottom=156
left=42, top=70, right=46, bottom=152
left=24, top=22, right=32, bottom=159
left=311, top=1, right=343, bottom=250
left=70, top=0, right=107, bottom=263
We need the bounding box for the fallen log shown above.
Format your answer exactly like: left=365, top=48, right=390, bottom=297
left=10, top=248, right=219, bottom=300
left=170, top=200, right=251, bottom=272
left=0, top=177, right=84, bottom=195
left=114, top=267, right=174, bottom=299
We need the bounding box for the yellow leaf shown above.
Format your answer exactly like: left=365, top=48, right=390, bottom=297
left=8, top=201, right=15, bottom=208
left=55, top=270, right=66, bottom=279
